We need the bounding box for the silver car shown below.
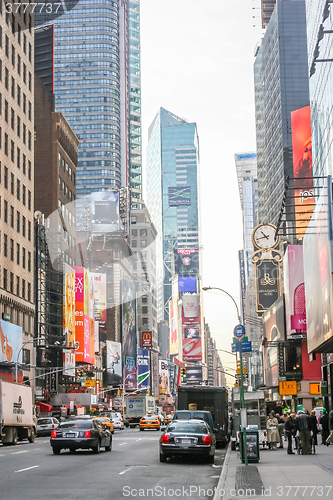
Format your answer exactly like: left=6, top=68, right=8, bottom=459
left=37, top=417, right=60, bottom=436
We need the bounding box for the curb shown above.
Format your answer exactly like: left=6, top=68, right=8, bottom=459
left=213, top=443, right=231, bottom=500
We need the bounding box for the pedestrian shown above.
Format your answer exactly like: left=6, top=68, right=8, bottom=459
left=320, top=409, right=329, bottom=444
left=267, top=411, right=279, bottom=450
left=285, top=413, right=296, bottom=455
left=309, top=410, right=318, bottom=446
left=325, top=409, right=333, bottom=446
left=295, top=406, right=311, bottom=454
left=275, top=413, right=285, bottom=449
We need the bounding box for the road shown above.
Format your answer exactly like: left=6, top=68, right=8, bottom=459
left=0, top=427, right=226, bottom=500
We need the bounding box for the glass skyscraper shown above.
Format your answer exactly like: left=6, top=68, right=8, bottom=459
left=36, top=0, right=142, bottom=208
left=146, top=108, right=200, bottom=320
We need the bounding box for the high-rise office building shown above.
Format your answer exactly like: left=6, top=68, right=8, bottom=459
left=261, top=0, right=277, bottom=28
left=0, top=7, right=35, bottom=380
left=146, top=108, right=200, bottom=321
left=254, top=0, right=309, bottom=226
left=35, top=0, right=142, bottom=208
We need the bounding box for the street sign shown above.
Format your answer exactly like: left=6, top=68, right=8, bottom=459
left=309, top=383, right=321, bottom=395
left=233, top=324, right=246, bottom=340
left=235, top=373, right=248, bottom=379
left=2, top=312, right=11, bottom=321
left=85, top=379, right=95, bottom=387
left=233, top=336, right=248, bottom=344
left=232, top=341, right=252, bottom=353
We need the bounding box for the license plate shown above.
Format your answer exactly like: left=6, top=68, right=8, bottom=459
left=182, top=439, right=191, bottom=445
left=66, top=433, right=75, bottom=438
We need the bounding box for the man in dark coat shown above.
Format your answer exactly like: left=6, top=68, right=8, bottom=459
left=320, top=409, right=329, bottom=444
left=310, top=410, right=318, bottom=446
left=285, top=413, right=295, bottom=454
left=295, top=408, right=311, bottom=454
left=325, top=410, right=333, bottom=446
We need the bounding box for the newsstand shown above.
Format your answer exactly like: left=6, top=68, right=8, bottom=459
left=239, top=427, right=260, bottom=463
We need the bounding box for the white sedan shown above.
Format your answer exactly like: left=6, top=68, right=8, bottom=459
left=111, top=415, right=124, bottom=430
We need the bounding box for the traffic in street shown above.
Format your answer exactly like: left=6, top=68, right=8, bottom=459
left=0, top=427, right=226, bottom=500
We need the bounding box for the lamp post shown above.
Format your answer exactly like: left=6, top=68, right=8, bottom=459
left=203, top=285, right=248, bottom=465
left=15, top=339, right=36, bottom=383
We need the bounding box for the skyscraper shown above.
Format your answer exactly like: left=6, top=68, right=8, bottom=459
left=146, top=108, right=200, bottom=321
left=35, top=0, right=142, bottom=208
left=254, top=0, right=309, bottom=226
left=261, top=0, right=277, bottom=28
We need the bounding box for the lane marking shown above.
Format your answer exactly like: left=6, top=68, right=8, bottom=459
left=12, top=450, right=29, bottom=455
left=118, top=443, right=127, bottom=446
left=119, top=467, right=132, bottom=475
left=136, top=439, right=142, bottom=442
left=14, top=465, right=39, bottom=473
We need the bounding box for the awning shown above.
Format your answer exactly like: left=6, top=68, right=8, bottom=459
left=75, top=405, right=83, bottom=408
left=37, top=402, right=52, bottom=413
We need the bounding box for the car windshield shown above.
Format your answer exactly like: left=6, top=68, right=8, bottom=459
left=59, top=421, right=92, bottom=429
left=175, top=412, right=192, bottom=420
left=168, top=423, right=208, bottom=434
left=37, top=419, right=51, bottom=425
left=95, top=418, right=107, bottom=422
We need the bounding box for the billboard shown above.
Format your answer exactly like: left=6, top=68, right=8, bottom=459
left=291, top=105, right=314, bottom=239
left=106, top=341, right=122, bottom=386
left=183, top=338, right=202, bottom=362
left=73, top=267, right=95, bottom=364
left=151, top=351, right=159, bottom=397
left=262, top=297, right=286, bottom=387
left=121, top=280, right=137, bottom=389
left=90, top=273, right=107, bottom=340
left=63, top=264, right=75, bottom=349
left=141, top=331, right=152, bottom=348
left=159, top=359, right=170, bottom=396
left=63, top=350, right=75, bottom=377
left=185, top=366, right=203, bottom=384
left=91, top=191, right=119, bottom=233
left=303, top=178, right=333, bottom=353
left=169, top=298, right=179, bottom=355
left=184, top=327, right=200, bottom=339
left=255, top=259, right=281, bottom=315
left=168, top=186, right=191, bottom=206
left=178, top=276, right=196, bottom=293
left=182, top=294, right=201, bottom=326
left=174, top=249, right=199, bottom=276
left=0, top=320, right=23, bottom=363
left=283, top=246, right=306, bottom=336
left=137, top=350, right=150, bottom=391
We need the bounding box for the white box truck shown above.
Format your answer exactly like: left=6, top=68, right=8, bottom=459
left=125, top=395, right=155, bottom=427
left=0, top=380, right=37, bottom=445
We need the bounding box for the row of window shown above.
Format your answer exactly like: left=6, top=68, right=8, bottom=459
left=58, top=201, right=76, bottom=229
left=0, top=128, right=32, bottom=159
left=2, top=234, right=32, bottom=271
left=131, top=239, right=147, bottom=248
left=1, top=98, right=32, bottom=138
left=58, top=154, right=75, bottom=183
left=0, top=45, right=32, bottom=92
left=132, top=229, right=147, bottom=237
left=59, top=177, right=75, bottom=201
left=1, top=199, right=32, bottom=240
left=2, top=269, right=31, bottom=301
left=1, top=164, right=32, bottom=203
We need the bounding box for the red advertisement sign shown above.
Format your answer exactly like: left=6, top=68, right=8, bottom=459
left=142, top=331, right=152, bottom=348
left=182, top=338, right=202, bottom=362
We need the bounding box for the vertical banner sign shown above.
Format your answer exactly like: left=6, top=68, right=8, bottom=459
left=291, top=105, right=314, bottom=239
left=72, top=267, right=86, bottom=363
left=255, top=259, right=281, bottom=316
left=238, top=250, right=247, bottom=329
left=63, top=264, right=75, bottom=349
left=121, top=280, right=137, bottom=390
left=91, top=273, right=107, bottom=340
left=152, top=351, right=159, bottom=397
left=63, top=350, right=75, bottom=377
left=169, top=298, right=179, bottom=355
left=182, top=294, right=202, bottom=361
left=137, top=350, right=151, bottom=391
left=106, top=341, right=122, bottom=385
left=159, top=360, right=170, bottom=396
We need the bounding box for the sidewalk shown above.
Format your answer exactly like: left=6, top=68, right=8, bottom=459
left=214, top=441, right=333, bottom=499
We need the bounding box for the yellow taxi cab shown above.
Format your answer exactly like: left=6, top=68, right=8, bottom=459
left=93, top=416, right=114, bottom=434
left=164, top=414, right=174, bottom=426
left=140, top=414, right=161, bottom=431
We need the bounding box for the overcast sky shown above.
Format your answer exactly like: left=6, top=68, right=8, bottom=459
left=140, top=0, right=263, bottom=386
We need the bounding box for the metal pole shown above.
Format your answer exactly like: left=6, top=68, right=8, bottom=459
left=239, top=340, right=248, bottom=466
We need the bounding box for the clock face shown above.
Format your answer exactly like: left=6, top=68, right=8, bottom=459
left=253, top=224, right=279, bottom=249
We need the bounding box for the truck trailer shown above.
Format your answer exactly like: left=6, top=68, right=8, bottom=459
left=125, top=395, right=155, bottom=427
left=177, top=385, right=229, bottom=446
left=0, top=380, right=37, bottom=445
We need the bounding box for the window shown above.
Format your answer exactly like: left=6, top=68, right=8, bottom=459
left=23, top=93, right=26, bottom=113
left=23, top=63, right=26, bottom=83
left=4, top=133, right=8, bottom=155
left=17, top=116, right=20, bottom=137
left=11, top=108, right=14, bottom=129
left=131, top=216, right=137, bottom=224
left=23, top=124, right=26, bottom=143
left=28, top=282, right=31, bottom=301
left=140, top=229, right=147, bottom=237
left=17, top=147, right=20, bottom=168
left=10, top=238, right=14, bottom=261
left=17, top=85, right=20, bottom=105
left=142, top=296, right=148, bottom=303
left=4, top=200, right=8, bottom=222
left=4, top=166, right=8, bottom=188
left=22, top=185, right=26, bottom=205
left=11, top=173, right=14, bottom=194
left=131, top=240, right=137, bottom=248
left=3, top=268, right=7, bottom=290
left=11, top=140, right=14, bottom=162
left=132, top=229, right=138, bottom=236
left=28, top=190, right=31, bottom=210
left=17, top=179, right=20, bottom=200
left=4, top=234, right=7, bottom=256
left=16, top=211, right=20, bottom=233
left=29, top=43, right=32, bottom=62
left=23, top=154, right=26, bottom=174
left=22, top=279, right=25, bottom=299
left=17, top=55, right=21, bottom=75
left=17, top=25, right=21, bottom=45
left=0, top=93, right=1, bottom=114
left=140, top=239, right=147, bottom=248
left=28, top=131, right=31, bottom=150
left=16, top=243, right=20, bottom=265
left=4, top=100, right=8, bottom=122
left=27, top=251, right=31, bottom=271
left=28, top=101, right=31, bottom=120
left=28, top=221, right=31, bottom=241
left=5, top=67, right=8, bottom=89
left=10, top=206, right=14, bottom=227
left=22, top=248, right=26, bottom=268
left=5, top=35, right=9, bottom=57
left=22, top=216, right=26, bottom=236
left=10, top=272, right=14, bottom=293
left=28, top=161, right=31, bottom=180
left=142, top=306, right=148, bottom=314
left=23, top=34, right=26, bottom=53
left=11, top=77, right=14, bottom=98
left=11, top=45, right=15, bottom=67
left=16, top=276, right=20, bottom=296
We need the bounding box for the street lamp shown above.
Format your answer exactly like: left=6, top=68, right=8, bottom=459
left=202, top=287, right=241, bottom=323
left=15, top=339, right=36, bottom=383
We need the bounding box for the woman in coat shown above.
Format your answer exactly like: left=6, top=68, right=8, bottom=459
left=267, top=411, right=280, bottom=450
left=309, top=410, right=318, bottom=445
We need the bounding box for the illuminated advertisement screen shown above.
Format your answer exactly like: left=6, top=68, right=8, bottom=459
left=91, top=273, right=107, bottom=340
left=178, top=276, right=197, bottom=293
left=63, top=264, right=75, bottom=349
left=168, top=186, right=191, bottom=206
left=137, top=350, right=150, bottom=391
left=0, top=320, right=23, bottom=364
left=121, top=280, right=137, bottom=389
left=291, top=106, right=314, bottom=239
left=91, top=191, right=120, bottom=233
left=106, top=341, right=122, bottom=385
left=174, top=249, right=199, bottom=275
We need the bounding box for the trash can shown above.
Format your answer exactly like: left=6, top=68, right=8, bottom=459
left=239, top=430, right=260, bottom=463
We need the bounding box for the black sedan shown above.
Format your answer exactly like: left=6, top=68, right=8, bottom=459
left=159, top=419, right=216, bottom=463
left=50, top=418, right=112, bottom=455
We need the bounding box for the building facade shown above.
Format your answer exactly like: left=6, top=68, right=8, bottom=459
left=261, top=0, right=277, bottom=28
left=0, top=6, right=35, bottom=382
left=254, top=0, right=310, bottom=226
left=146, top=108, right=200, bottom=321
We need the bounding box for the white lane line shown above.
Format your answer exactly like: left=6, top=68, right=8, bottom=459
left=118, top=443, right=127, bottom=446
left=11, top=450, right=29, bottom=455
left=136, top=438, right=142, bottom=442
left=119, top=467, right=132, bottom=475
left=14, top=465, right=39, bottom=473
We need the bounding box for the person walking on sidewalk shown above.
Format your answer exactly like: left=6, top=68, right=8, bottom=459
left=295, top=407, right=311, bottom=454
left=275, top=413, right=285, bottom=449
left=325, top=409, right=333, bottom=446
left=285, top=413, right=296, bottom=455
left=320, top=409, right=329, bottom=444
left=267, top=411, right=279, bottom=450
left=310, top=410, right=318, bottom=446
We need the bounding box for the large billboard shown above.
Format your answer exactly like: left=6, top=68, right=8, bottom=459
left=106, top=341, right=122, bottom=386
left=174, top=249, right=199, bottom=276
left=262, top=296, right=286, bottom=387
left=0, top=320, right=23, bottom=364
left=90, top=273, right=107, bottom=341
left=169, top=298, right=179, bottom=355
left=159, top=359, right=170, bottom=396
left=73, top=267, right=95, bottom=364
left=303, top=179, right=333, bottom=353
left=283, top=246, right=306, bottom=336
left=137, top=350, right=150, bottom=391
left=178, top=276, right=197, bottom=293
left=63, top=350, right=75, bottom=377
left=182, top=294, right=200, bottom=326
left=91, top=191, right=119, bottom=233
left=168, top=187, right=191, bottom=206
left=151, top=351, right=159, bottom=397
left=291, top=105, right=314, bottom=239
left=181, top=294, right=202, bottom=361
left=121, top=280, right=137, bottom=389
left=63, top=264, right=75, bottom=349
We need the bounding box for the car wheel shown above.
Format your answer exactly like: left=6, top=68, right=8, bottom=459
left=159, top=453, right=166, bottom=463
left=105, top=439, right=112, bottom=452
left=69, top=448, right=76, bottom=454
left=28, top=430, right=35, bottom=443
left=52, top=447, right=61, bottom=455
left=112, top=431, right=114, bottom=435
left=157, top=427, right=160, bottom=431
left=140, top=428, right=144, bottom=431
left=207, top=455, right=214, bottom=464
left=92, top=439, right=101, bottom=454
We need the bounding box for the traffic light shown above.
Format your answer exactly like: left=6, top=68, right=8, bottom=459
left=117, top=389, right=121, bottom=396
left=181, top=367, right=187, bottom=377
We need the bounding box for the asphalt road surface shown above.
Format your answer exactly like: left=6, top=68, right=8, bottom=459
left=0, top=427, right=226, bottom=500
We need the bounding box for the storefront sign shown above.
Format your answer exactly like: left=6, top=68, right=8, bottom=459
left=279, top=380, right=297, bottom=396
